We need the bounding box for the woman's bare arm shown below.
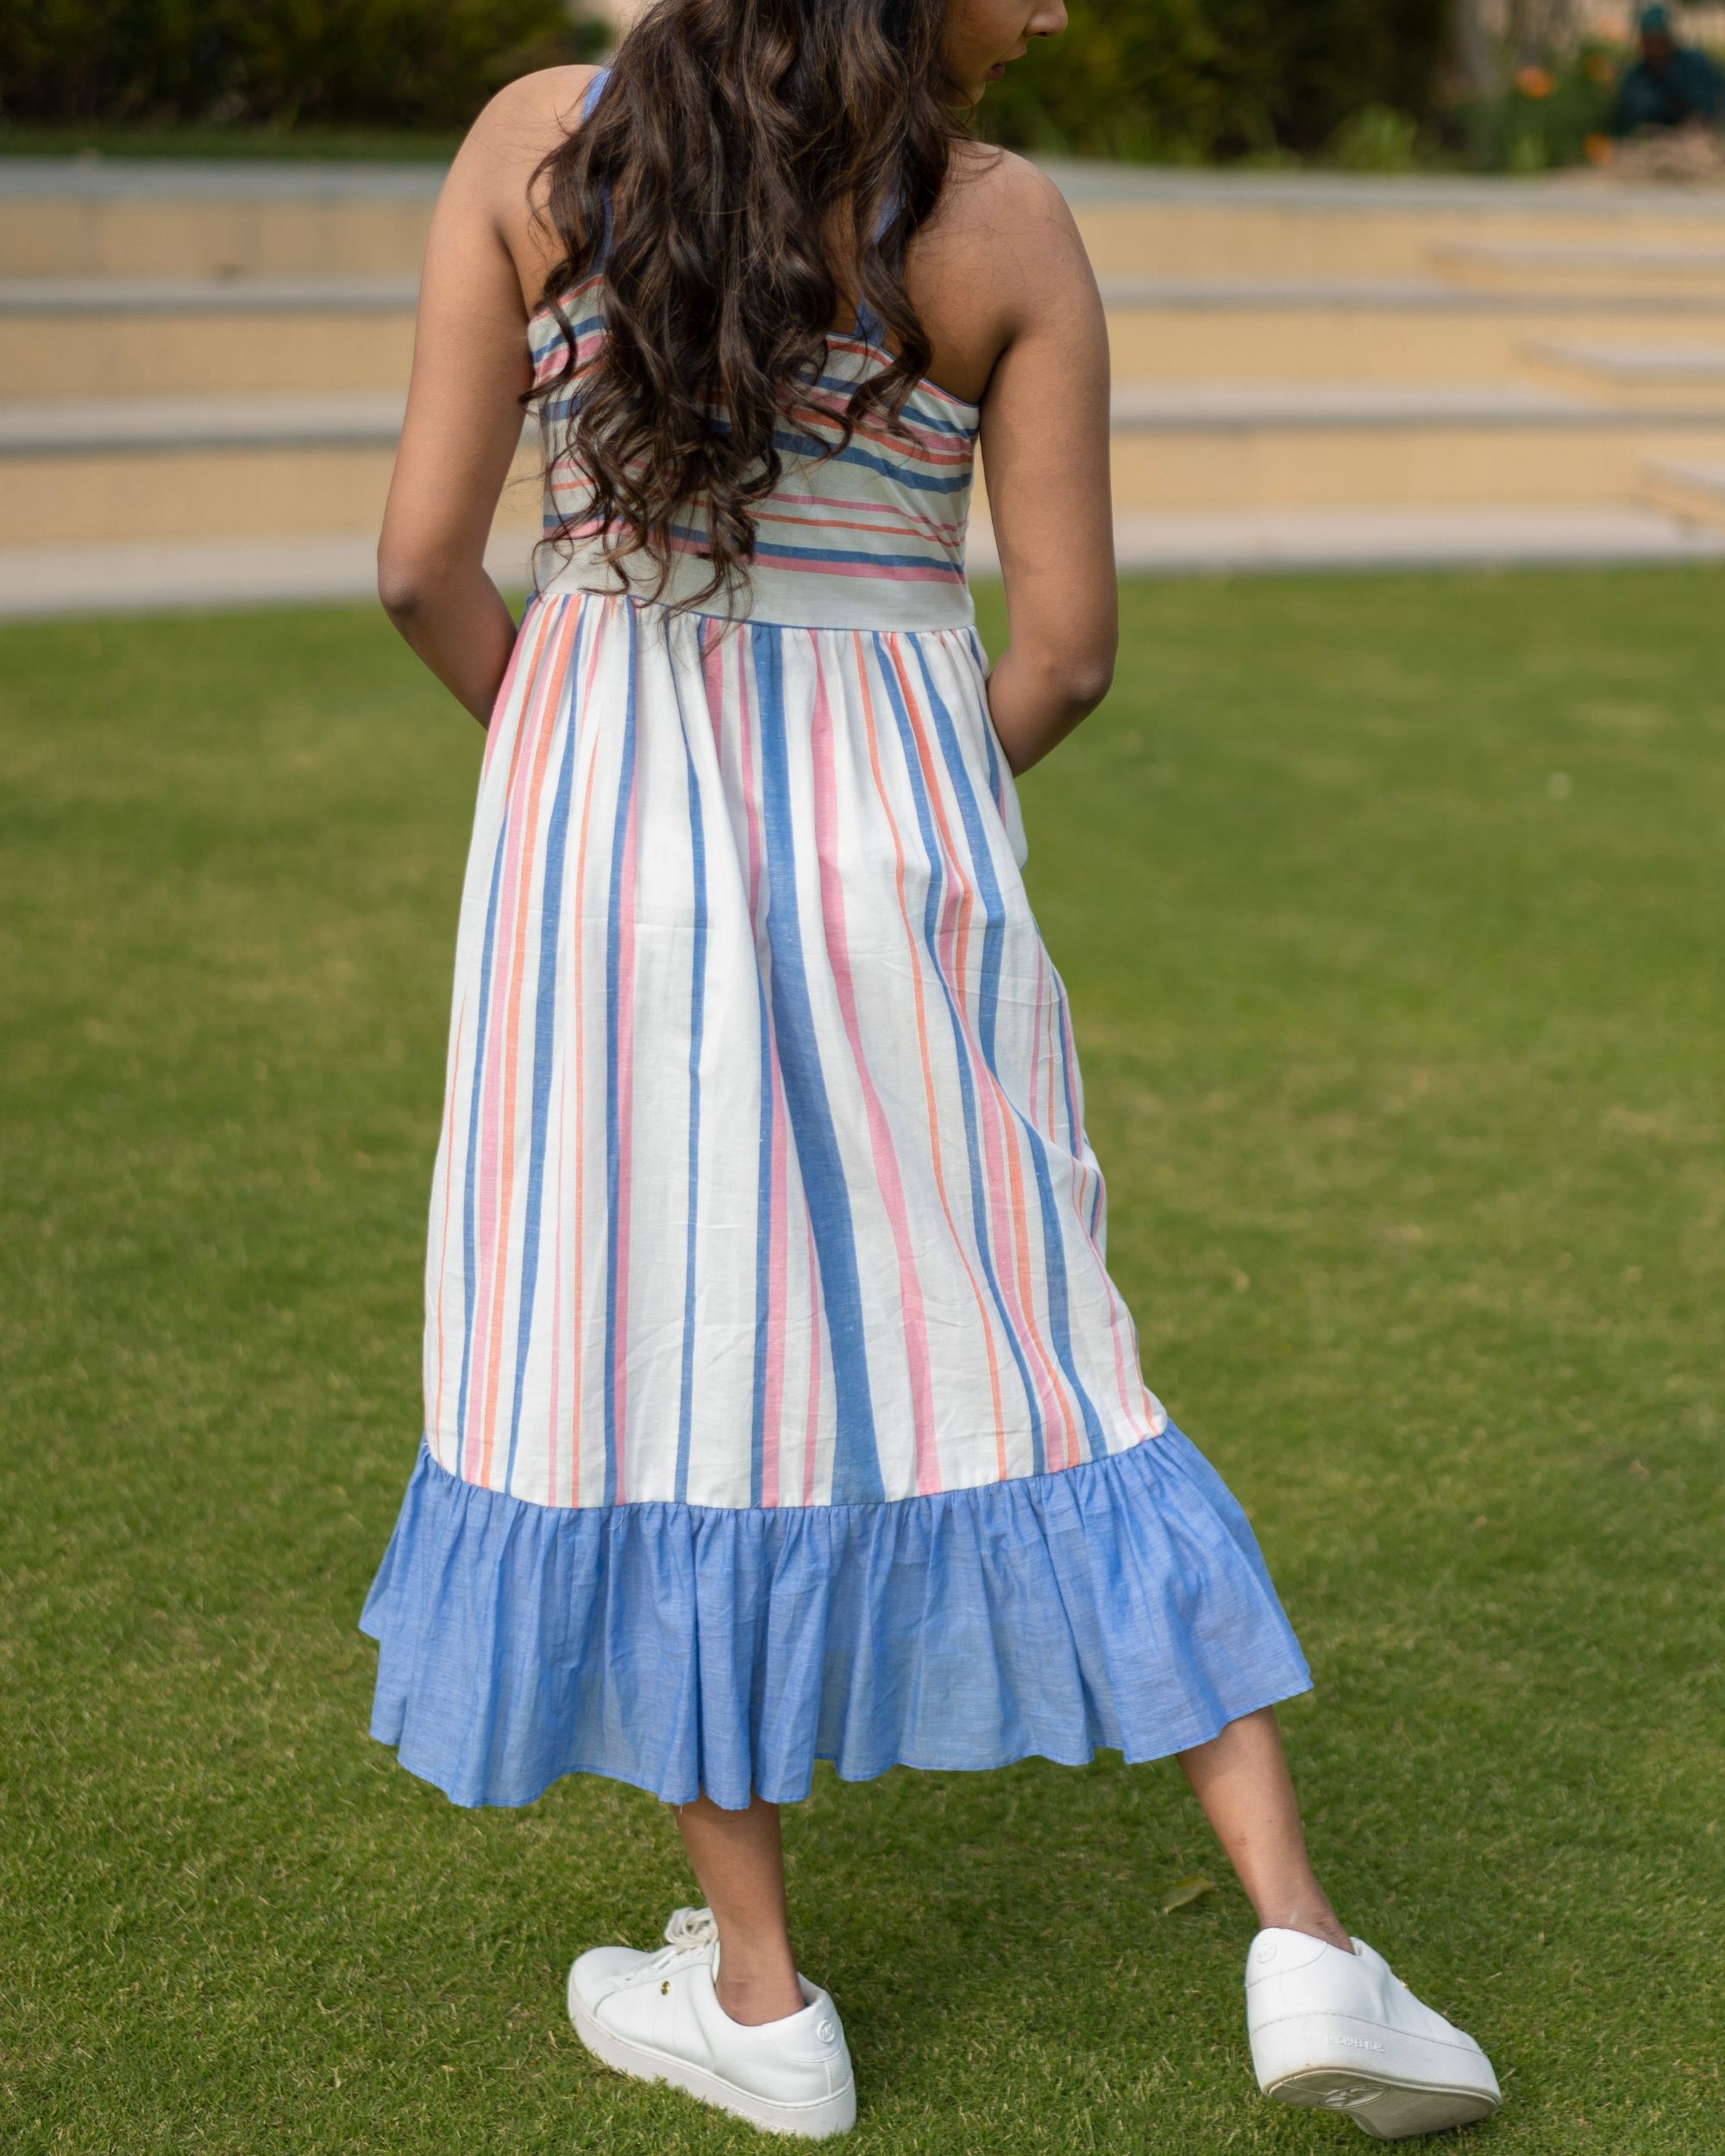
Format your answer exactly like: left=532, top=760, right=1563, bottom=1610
left=970, top=157, right=1116, bottom=775
left=375, top=72, right=593, bottom=725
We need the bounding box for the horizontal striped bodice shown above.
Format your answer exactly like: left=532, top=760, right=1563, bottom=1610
left=526, top=276, right=980, bottom=632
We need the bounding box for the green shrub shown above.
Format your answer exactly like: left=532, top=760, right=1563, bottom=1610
left=1444, top=44, right=1618, bottom=172
left=0, top=0, right=605, bottom=129
left=976, top=0, right=1450, bottom=163
left=1328, top=101, right=1422, bottom=171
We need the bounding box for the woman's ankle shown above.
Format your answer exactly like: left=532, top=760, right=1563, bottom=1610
left=713, top=1953, right=806, bottom=2026
left=1259, top=1899, right=1353, bottom=1953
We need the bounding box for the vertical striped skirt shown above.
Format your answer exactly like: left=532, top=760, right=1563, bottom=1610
left=361, top=588, right=1311, bottom=1810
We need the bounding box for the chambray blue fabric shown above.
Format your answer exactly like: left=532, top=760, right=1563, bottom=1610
left=360, top=1426, right=1312, bottom=1811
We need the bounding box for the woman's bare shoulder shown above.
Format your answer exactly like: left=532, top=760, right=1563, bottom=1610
left=906, top=141, right=1091, bottom=392
left=933, top=141, right=1088, bottom=282
left=456, top=65, right=605, bottom=308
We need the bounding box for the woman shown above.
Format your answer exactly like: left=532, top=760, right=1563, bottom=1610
left=362, top=0, right=1501, bottom=2139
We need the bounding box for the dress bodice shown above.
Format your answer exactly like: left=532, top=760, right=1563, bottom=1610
left=526, top=279, right=979, bottom=631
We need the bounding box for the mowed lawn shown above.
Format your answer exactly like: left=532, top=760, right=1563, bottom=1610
left=2, top=569, right=1721, bottom=2156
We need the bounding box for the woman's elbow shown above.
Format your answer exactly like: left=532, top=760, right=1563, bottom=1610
left=376, top=552, right=426, bottom=621
left=1038, top=642, right=1116, bottom=717
left=377, top=540, right=469, bottom=621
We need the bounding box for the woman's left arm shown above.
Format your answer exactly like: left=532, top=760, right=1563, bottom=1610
left=375, top=80, right=553, bottom=726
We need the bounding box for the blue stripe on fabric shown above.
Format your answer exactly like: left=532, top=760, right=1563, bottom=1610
left=967, top=631, right=1007, bottom=811
left=672, top=624, right=709, bottom=1507
left=501, top=613, right=586, bottom=1498
left=601, top=614, right=639, bottom=1506
left=869, top=635, right=1045, bottom=1470
left=909, top=642, right=1107, bottom=1466
left=812, top=367, right=978, bottom=440
left=748, top=536, right=963, bottom=575
left=454, top=769, right=514, bottom=1459
left=748, top=632, right=776, bottom=1507
left=769, top=429, right=973, bottom=496
left=754, top=626, right=884, bottom=1506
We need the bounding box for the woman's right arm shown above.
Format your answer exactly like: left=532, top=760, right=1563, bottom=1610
left=973, top=158, right=1117, bottom=776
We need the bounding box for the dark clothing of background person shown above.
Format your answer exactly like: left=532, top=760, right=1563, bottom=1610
left=1612, top=10, right=1725, bottom=135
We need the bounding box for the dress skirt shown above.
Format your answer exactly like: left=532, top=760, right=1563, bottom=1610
left=358, top=573, right=1312, bottom=1810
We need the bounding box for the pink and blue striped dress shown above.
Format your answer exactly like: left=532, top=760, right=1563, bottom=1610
left=360, top=70, right=1309, bottom=1811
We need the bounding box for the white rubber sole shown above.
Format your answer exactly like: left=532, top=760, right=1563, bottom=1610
left=1254, top=2012, right=1501, bottom=2140
left=1264, top=2063, right=1500, bottom=2140
left=568, top=1972, right=857, bottom=2140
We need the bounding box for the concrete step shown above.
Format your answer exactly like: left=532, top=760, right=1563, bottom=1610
left=1100, top=275, right=1725, bottom=381
left=8, top=502, right=1723, bottom=621
left=0, top=157, right=441, bottom=278
left=1434, top=239, right=1725, bottom=295
left=0, top=273, right=417, bottom=397
left=13, top=154, right=1725, bottom=280
left=14, top=380, right=1725, bottom=544
left=1522, top=339, right=1725, bottom=405
left=0, top=524, right=539, bottom=620
left=21, top=268, right=1725, bottom=400
left=1103, top=380, right=1725, bottom=508
left=1640, top=457, right=1725, bottom=530
left=0, top=390, right=539, bottom=546
left=1091, top=503, right=1725, bottom=573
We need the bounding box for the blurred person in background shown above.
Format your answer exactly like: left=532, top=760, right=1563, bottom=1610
left=1612, top=3, right=1724, bottom=134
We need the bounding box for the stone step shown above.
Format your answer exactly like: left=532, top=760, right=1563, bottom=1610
left=0, top=389, right=537, bottom=546
left=9, top=500, right=1724, bottom=621
left=1434, top=239, right=1725, bottom=295
left=12, top=154, right=1725, bottom=279
left=1104, top=389, right=1725, bottom=509
left=1101, top=274, right=1725, bottom=381
left=0, top=273, right=419, bottom=397
left=22, top=269, right=1725, bottom=398
left=1522, top=338, right=1725, bottom=404
left=13, top=381, right=1725, bottom=544
left=23, top=272, right=1725, bottom=403
left=1640, top=456, right=1725, bottom=530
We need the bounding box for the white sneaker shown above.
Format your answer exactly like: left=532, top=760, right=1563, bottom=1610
left=568, top=1906, right=856, bottom=2139
left=1245, top=1927, right=1502, bottom=2140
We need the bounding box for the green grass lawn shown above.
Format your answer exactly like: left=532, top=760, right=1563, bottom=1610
left=3, top=570, right=1721, bottom=2154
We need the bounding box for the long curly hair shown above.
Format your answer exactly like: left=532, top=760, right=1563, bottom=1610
left=522, top=0, right=970, bottom=614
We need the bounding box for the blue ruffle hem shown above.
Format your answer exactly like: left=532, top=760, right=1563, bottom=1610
left=358, top=1426, right=1313, bottom=1811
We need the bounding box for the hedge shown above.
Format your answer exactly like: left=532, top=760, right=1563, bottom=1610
left=976, top=0, right=1452, bottom=162
left=2, top=0, right=1446, bottom=158
left=0, top=0, right=599, bottom=129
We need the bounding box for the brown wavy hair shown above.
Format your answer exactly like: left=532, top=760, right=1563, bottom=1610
left=522, top=0, right=970, bottom=614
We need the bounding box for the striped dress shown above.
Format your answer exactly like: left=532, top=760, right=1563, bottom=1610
left=360, top=71, right=1310, bottom=1811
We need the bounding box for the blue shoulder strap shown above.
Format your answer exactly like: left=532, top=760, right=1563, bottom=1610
left=583, top=68, right=614, bottom=266
left=851, top=186, right=900, bottom=346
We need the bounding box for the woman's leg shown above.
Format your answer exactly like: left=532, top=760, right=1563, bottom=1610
left=1176, top=1707, right=1353, bottom=1952
left=675, top=1795, right=806, bottom=2024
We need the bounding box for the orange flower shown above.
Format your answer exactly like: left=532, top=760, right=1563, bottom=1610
left=1584, top=132, right=1615, bottom=165
left=1514, top=64, right=1556, bottom=97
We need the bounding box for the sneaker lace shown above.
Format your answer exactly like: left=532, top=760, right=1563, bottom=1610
left=631, top=1904, right=719, bottom=1979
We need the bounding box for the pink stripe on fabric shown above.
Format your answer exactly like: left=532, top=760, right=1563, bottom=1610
left=885, top=638, right=1080, bottom=1473
left=800, top=1208, right=822, bottom=1507
left=475, top=604, right=579, bottom=1488
left=562, top=615, right=609, bottom=1503
left=430, top=999, right=465, bottom=1453
left=544, top=1043, right=568, bottom=1507
left=849, top=632, right=1010, bottom=1479
left=461, top=608, right=561, bottom=1483
left=761, top=1040, right=789, bottom=1508
left=810, top=635, right=941, bottom=1495
left=607, top=706, right=641, bottom=1504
